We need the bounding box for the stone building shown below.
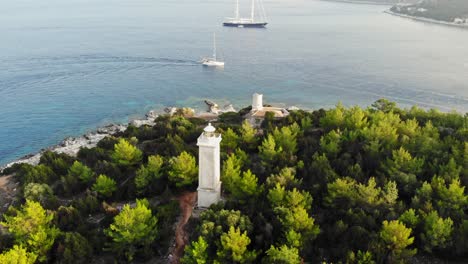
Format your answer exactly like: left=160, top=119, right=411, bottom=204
left=246, top=93, right=289, bottom=126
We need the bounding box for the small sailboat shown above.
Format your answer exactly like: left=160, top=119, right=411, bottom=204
left=223, top=0, right=267, bottom=28
left=202, top=33, right=225, bottom=67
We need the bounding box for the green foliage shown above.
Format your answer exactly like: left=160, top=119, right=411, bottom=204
left=71, top=191, right=100, bottom=216
left=239, top=120, right=258, bottom=151
left=56, top=232, right=93, bottom=264
left=398, top=209, right=419, bottom=229
left=346, top=250, right=375, bottom=264
left=39, top=151, right=74, bottom=177
left=92, top=174, right=117, bottom=198
left=135, top=155, right=164, bottom=195
left=0, top=245, right=37, bottom=264
left=320, top=102, right=345, bottom=130
left=3, top=100, right=467, bottom=263
left=371, top=98, right=396, bottom=113
left=217, top=226, right=257, bottom=263
left=383, top=147, right=424, bottom=198
left=320, top=129, right=342, bottom=159
left=168, top=151, right=198, bottom=188
left=181, top=236, right=209, bottom=264
left=438, top=157, right=462, bottom=182
left=199, top=209, right=253, bottom=248
left=259, top=134, right=281, bottom=165
left=111, top=138, right=142, bottom=166
left=421, top=210, right=454, bottom=253
left=1, top=200, right=60, bottom=262
left=228, top=170, right=261, bottom=203
left=264, top=245, right=301, bottom=264
left=379, top=220, right=416, bottom=263
left=454, top=220, right=468, bottom=256
left=272, top=124, right=299, bottom=155
left=105, top=199, right=158, bottom=261
left=61, top=161, right=94, bottom=196
left=23, top=183, right=55, bottom=207
left=344, top=106, right=368, bottom=130
left=432, top=177, right=467, bottom=220
left=306, top=153, right=338, bottom=195
left=69, top=161, right=94, bottom=183
left=325, top=177, right=398, bottom=209
left=20, top=164, right=55, bottom=185
left=55, top=206, right=84, bottom=232
left=222, top=128, right=240, bottom=152
left=222, top=153, right=243, bottom=193
left=218, top=112, right=243, bottom=124
left=268, top=184, right=319, bottom=249
left=265, top=167, right=301, bottom=189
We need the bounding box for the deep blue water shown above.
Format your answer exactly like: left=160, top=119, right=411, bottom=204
left=1, top=0, right=467, bottom=166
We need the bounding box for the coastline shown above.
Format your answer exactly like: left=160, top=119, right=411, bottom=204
left=321, top=0, right=393, bottom=6
left=0, top=103, right=238, bottom=173
left=384, top=10, right=468, bottom=29
left=0, top=119, right=140, bottom=173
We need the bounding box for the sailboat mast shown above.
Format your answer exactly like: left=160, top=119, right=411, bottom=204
left=213, top=33, right=216, bottom=60
left=236, top=0, right=239, bottom=19
left=251, top=0, right=255, bottom=22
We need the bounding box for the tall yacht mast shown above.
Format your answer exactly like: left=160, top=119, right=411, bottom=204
left=223, top=0, right=267, bottom=28
left=213, top=33, right=217, bottom=60
left=251, top=0, right=255, bottom=22
left=201, top=33, right=224, bottom=67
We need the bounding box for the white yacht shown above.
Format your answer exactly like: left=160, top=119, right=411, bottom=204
left=202, top=33, right=224, bottom=67
left=223, top=0, right=267, bottom=28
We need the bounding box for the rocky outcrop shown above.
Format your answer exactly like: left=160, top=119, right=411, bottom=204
left=164, top=107, right=178, bottom=116
left=204, top=100, right=236, bottom=115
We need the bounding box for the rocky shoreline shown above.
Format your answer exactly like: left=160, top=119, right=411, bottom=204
left=385, top=10, right=468, bottom=29
left=0, top=102, right=237, bottom=173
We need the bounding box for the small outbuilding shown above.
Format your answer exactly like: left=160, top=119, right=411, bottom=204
left=246, top=93, right=289, bottom=122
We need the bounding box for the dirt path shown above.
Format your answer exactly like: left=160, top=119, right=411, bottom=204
left=170, top=192, right=197, bottom=264
left=0, top=175, right=12, bottom=189
left=0, top=175, right=18, bottom=214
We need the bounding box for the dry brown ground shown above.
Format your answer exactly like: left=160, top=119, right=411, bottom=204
left=170, top=191, right=197, bottom=264
left=0, top=175, right=17, bottom=215
left=0, top=175, right=12, bottom=189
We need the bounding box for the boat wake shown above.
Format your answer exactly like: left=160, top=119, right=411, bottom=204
left=0, top=55, right=200, bottom=91
left=20, top=55, right=199, bottom=66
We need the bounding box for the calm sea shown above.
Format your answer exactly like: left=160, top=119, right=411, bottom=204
left=1, top=0, right=467, bottom=165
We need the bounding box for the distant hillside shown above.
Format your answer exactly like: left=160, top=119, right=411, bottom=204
left=391, top=0, right=468, bottom=22
left=325, top=0, right=419, bottom=6
left=329, top=0, right=419, bottom=4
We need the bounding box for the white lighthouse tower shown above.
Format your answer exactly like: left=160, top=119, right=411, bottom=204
left=197, top=123, right=222, bottom=208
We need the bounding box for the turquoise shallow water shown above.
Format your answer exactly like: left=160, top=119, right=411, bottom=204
left=1, top=0, right=467, bottom=165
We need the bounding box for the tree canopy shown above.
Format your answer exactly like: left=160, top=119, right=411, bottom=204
left=1, top=100, right=466, bottom=263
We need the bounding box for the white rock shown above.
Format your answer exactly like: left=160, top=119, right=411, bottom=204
left=164, top=107, right=178, bottom=116
left=145, top=110, right=158, bottom=120
left=221, top=104, right=236, bottom=113
left=287, top=106, right=300, bottom=111
left=130, top=119, right=155, bottom=127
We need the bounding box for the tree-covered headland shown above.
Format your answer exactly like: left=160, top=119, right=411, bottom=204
left=1, top=99, right=467, bottom=263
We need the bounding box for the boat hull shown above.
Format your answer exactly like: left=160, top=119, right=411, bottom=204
left=202, top=60, right=225, bottom=67
left=223, top=22, right=267, bottom=28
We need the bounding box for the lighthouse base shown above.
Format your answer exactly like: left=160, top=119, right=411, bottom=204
left=197, top=182, right=221, bottom=208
